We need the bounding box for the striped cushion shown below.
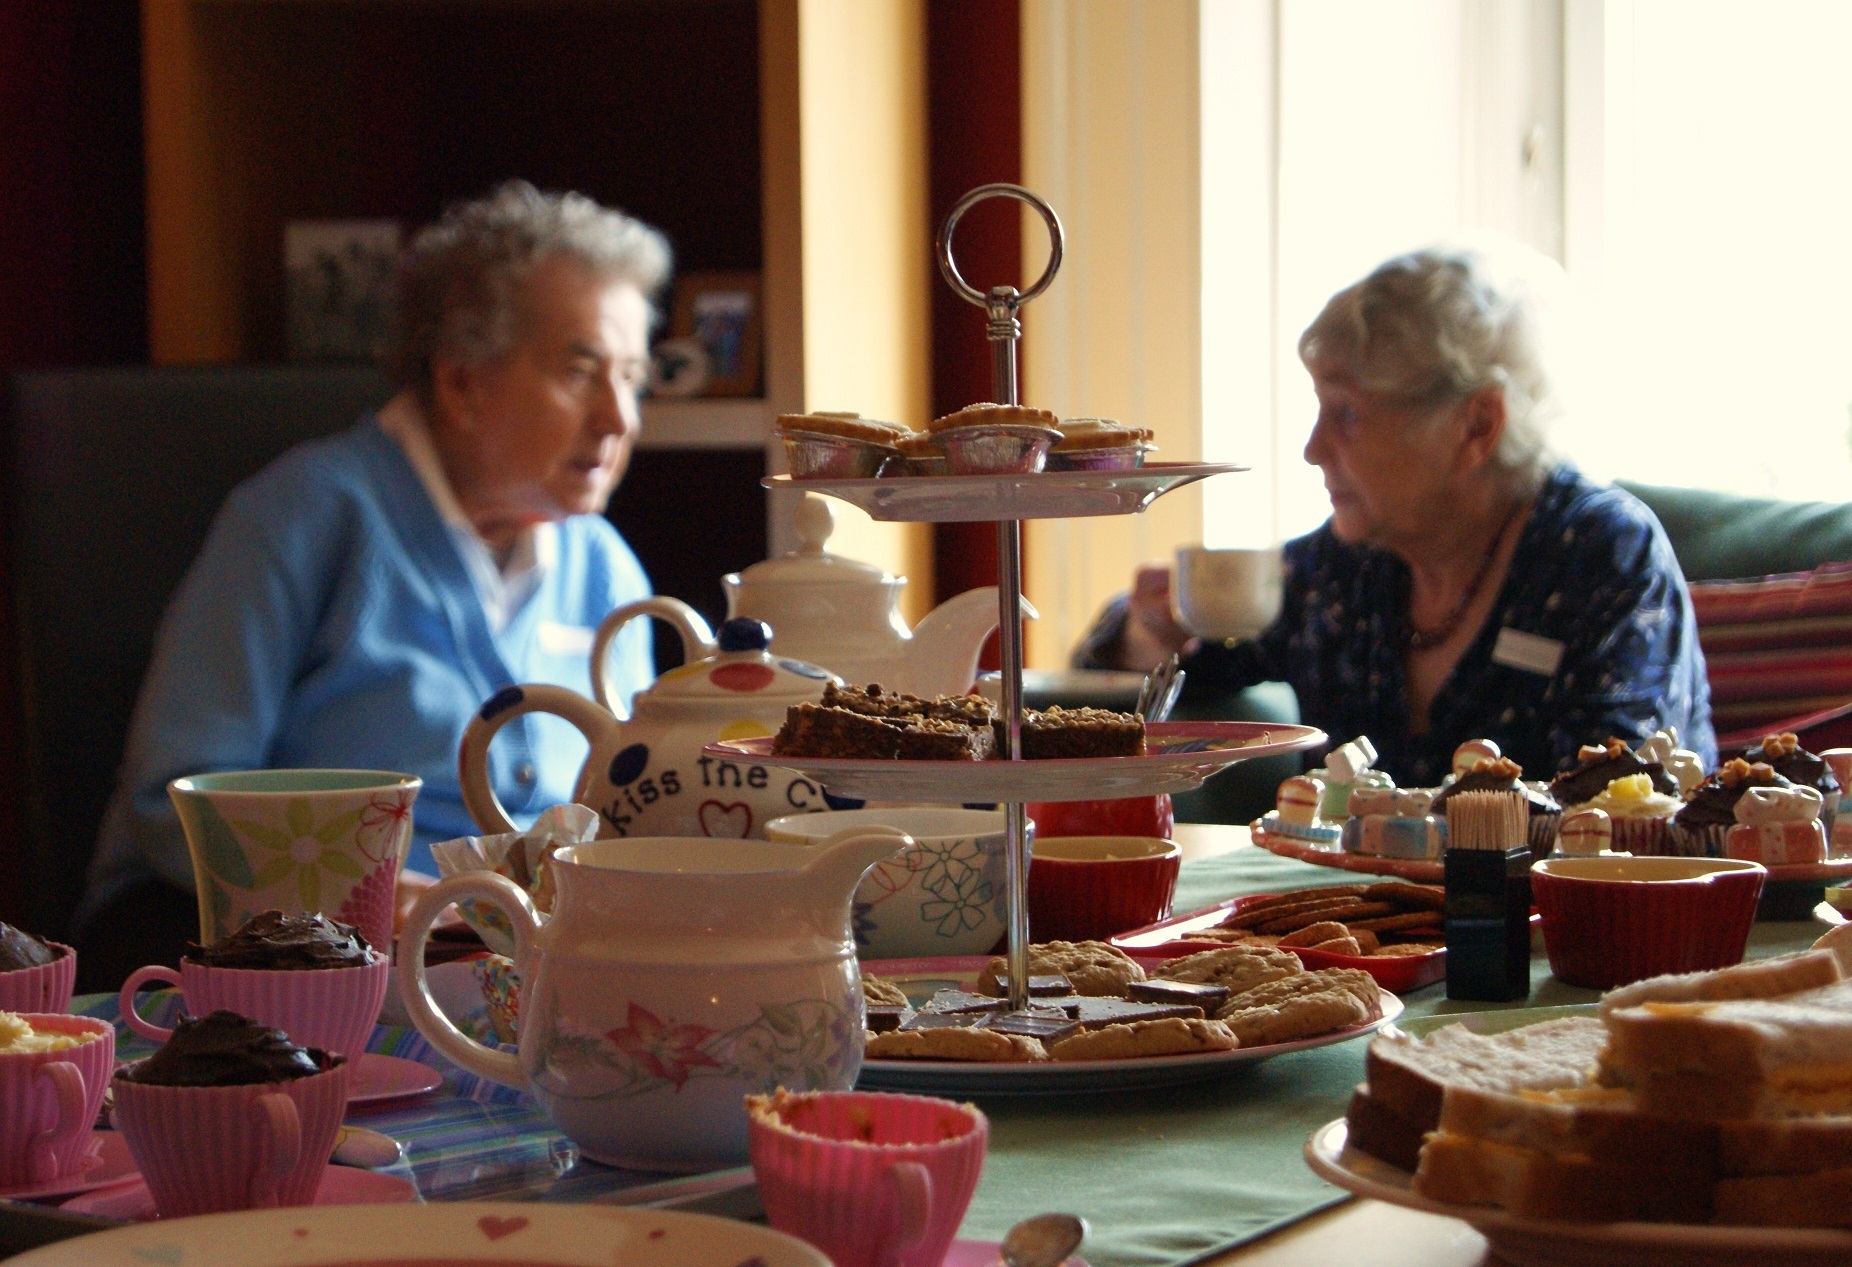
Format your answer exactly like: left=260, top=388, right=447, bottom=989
left=1691, top=563, right=1852, bottom=746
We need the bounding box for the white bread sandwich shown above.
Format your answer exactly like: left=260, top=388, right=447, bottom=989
left=1596, top=948, right=1842, bottom=1013
left=1345, top=1017, right=1606, bottom=1171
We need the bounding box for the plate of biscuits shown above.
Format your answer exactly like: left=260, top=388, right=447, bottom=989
left=1112, top=882, right=1452, bottom=992
left=853, top=940, right=1401, bottom=1095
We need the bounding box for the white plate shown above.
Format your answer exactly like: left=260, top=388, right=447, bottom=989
left=707, top=721, right=1327, bottom=803
left=7, top=1203, right=829, bottom=1267
left=855, top=955, right=1401, bottom=1096
left=1304, top=1117, right=1852, bottom=1267
left=764, top=461, right=1248, bottom=522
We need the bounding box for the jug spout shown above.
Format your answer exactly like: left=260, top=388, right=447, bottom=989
left=800, top=826, right=914, bottom=924
left=905, top=587, right=1039, bottom=698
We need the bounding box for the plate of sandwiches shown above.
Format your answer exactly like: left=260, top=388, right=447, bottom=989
left=1308, top=941, right=1852, bottom=1267
left=853, top=943, right=1401, bottom=1096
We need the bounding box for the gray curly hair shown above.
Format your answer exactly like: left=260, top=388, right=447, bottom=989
left=1298, top=244, right=1560, bottom=488
left=394, top=180, right=672, bottom=398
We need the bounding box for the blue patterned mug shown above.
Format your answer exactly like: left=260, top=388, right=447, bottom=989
left=765, top=808, right=1013, bottom=960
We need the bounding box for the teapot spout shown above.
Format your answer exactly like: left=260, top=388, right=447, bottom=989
left=904, top=586, right=1039, bottom=698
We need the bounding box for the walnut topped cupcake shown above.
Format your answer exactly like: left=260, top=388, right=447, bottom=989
left=1743, top=731, right=1842, bottom=830
left=1547, top=737, right=1677, bottom=806
left=1432, top=757, right=1561, bottom=853
left=1672, top=759, right=1796, bottom=857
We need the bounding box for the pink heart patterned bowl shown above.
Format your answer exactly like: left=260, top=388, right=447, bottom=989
left=1530, top=855, right=1766, bottom=990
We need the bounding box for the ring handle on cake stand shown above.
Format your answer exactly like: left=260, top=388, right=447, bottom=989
left=937, top=182, right=1065, bottom=1011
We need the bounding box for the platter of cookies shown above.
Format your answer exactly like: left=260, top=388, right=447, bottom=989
left=1112, top=883, right=1452, bottom=993
left=853, top=940, right=1402, bottom=1095
left=709, top=721, right=1327, bottom=803
left=762, top=463, right=1248, bottom=523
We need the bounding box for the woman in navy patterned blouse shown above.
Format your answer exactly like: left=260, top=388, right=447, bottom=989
left=1081, top=245, right=1715, bottom=787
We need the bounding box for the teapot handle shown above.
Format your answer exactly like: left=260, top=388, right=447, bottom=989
left=460, top=684, right=618, bottom=836
left=396, top=872, right=540, bottom=1092
left=592, top=597, right=716, bottom=716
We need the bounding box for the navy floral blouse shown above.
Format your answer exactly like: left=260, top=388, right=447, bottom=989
left=1081, top=465, right=1715, bottom=787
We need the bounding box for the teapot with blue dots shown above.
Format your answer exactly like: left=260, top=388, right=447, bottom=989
left=459, top=608, right=841, bottom=842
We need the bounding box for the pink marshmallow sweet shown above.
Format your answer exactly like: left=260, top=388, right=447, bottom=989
left=1558, top=807, right=1612, bottom=857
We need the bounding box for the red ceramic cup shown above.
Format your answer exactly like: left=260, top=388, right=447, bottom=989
left=1026, top=835, right=1182, bottom=944
left=1027, top=793, right=1174, bottom=841
left=0, top=943, right=76, bottom=1015
left=0, top=1014, right=114, bottom=1188
left=1530, top=855, right=1766, bottom=990
left=747, top=1090, right=987, bottom=1267
left=119, top=953, right=389, bottom=1061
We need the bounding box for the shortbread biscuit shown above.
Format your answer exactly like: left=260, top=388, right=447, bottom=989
left=862, top=975, right=910, bottom=1008
left=978, top=941, right=1144, bottom=998
left=1363, top=881, right=1446, bottom=912
left=1370, top=942, right=1441, bottom=957
left=1219, top=894, right=1367, bottom=931
left=1218, top=990, right=1368, bottom=1047
left=1221, top=967, right=1376, bottom=1015
left=1278, top=921, right=1352, bottom=949
left=1351, top=929, right=1381, bottom=954
left=1309, top=936, right=1362, bottom=956
left=1256, top=902, right=1398, bottom=935
left=864, top=1027, right=1047, bottom=1063
left=1048, top=1018, right=1237, bottom=1061
left=1345, top=911, right=1446, bottom=933
left=1154, top=945, right=1301, bottom=995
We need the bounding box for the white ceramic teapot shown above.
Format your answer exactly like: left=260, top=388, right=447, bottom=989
left=396, top=826, right=912, bottom=1170
left=706, top=493, right=1031, bottom=699
left=461, top=615, right=838, bottom=841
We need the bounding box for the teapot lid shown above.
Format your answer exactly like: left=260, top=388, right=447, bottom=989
left=646, top=618, right=838, bottom=702
left=732, top=494, right=898, bottom=588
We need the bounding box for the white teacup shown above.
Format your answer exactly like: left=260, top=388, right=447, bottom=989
left=1173, top=545, right=1283, bottom=641
left=765, top=808, right=1011, bottom=960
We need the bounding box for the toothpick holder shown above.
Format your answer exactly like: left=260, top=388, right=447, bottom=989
left=1443, top=845, right=1533, bottom=1001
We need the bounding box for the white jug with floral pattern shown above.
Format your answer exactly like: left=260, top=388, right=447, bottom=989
left=396, top=826, right=910, bottom=1171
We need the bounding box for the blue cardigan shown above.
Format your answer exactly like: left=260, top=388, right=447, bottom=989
left=78, top=418, right=652, bottom=929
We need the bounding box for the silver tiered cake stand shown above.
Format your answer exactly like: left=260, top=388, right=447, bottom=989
left=741, top=184, right=1322, bottom=1012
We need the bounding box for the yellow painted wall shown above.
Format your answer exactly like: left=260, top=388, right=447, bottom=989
left=790, top=0, right=935, bottom=620
left=1021, top=0, right=1204, bottom=667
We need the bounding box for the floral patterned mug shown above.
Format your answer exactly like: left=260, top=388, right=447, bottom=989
left=168, top=770, right=421, bottom=957
left=396, top=828, right=910, bottom=1172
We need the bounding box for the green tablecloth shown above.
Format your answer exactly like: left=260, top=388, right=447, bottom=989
left=956, top=847, right=1823, bottom=1267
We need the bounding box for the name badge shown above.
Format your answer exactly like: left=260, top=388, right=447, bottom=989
left=1492, top=628, right=1564, bottom=677
left=537, top=622, right=595, bottom=656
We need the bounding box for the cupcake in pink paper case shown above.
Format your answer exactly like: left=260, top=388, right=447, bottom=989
left=1671, top=759, right=1796, bottom=858
left=0, top=922, right=75, bottom=1015
left=1726, top=784, right=1827, bottom=867
left=1581, top=774, right=1682, bottom=856
left=1431, top=756, right=1562, bottom=854
left=1743, top=732, right=1842, bottom=832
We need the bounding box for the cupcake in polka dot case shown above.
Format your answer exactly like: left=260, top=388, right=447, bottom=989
left=1742, top=732, right=1841, bottom=832
left=1670, top=759, right=1797, bottom=858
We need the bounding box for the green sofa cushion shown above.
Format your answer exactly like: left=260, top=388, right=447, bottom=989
left=1618, top=480, right=1852, bottom=582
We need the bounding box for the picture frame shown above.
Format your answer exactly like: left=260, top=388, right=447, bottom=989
left=283, top=219, right=402, bottom=362
left=668, top=270, right=763, bottom=397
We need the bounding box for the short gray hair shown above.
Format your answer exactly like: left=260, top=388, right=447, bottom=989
left=1298, top=244, right=1560, bottom=485
left=394, top=180, right=672, bottom=397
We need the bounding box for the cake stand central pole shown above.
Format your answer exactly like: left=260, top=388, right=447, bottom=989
left=939, top=183, right=1064, bottom=1014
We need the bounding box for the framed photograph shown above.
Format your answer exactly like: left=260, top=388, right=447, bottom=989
left=668, top=270, right=763, bottom=397
left=284, top=219, right=402, bottom=362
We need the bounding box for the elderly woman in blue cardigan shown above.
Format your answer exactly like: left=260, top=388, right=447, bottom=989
left=1081, top=244, right=1714, bottom=787
left=78, top=182, right=666, bottom=986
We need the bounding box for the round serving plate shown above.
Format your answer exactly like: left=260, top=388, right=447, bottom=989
left=7, top=1202, right=828, bottom=1267
left=1254, top=821, right=1852, bottom=887
left=763, top=462, right=1248, bottom=523
left=705, top=722, right=1325, bottom=803
left=855, top=955, right=1401, bottom=1096
left=1304, top=1117, right=1852, bottom=1267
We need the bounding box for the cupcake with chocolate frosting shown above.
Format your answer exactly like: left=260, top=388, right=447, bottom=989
left=187, top=911, right=372, bottom=971
left=1431, top=757, right=1562, bottom=854
left=1671, top=759, right=1796, bottom=857
left=1581, top=774, right=1682, bottom=855
left=0, top=921, right=75, bottom=1014
left=1743, top=732, right=1841, bottom=831
left=1547, top=737, right=1677, bottom=807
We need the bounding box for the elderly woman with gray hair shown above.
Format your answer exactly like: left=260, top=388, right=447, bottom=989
left=76, top=182, right=669, bottom=985
left=1082, top=244, right=1714, bottom=786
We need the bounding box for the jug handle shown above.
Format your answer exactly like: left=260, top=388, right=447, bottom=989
left=591, top=597, right=715, bottom=716
left=396, top=872, right=540, bottom=1092
left=459, top=684, right=618, bottom=836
